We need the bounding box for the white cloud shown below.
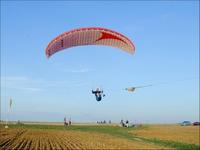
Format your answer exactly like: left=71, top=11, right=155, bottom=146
left=1, top=76, right=44, bottom=92
left=62, top=68, right=91, bottom=73
left=12, top=87, right=43, bottom=92
left=1, top=76, right=89, bottom=92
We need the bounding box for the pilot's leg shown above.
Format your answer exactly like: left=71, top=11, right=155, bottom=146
left=96, top=96, right=102, bottom=101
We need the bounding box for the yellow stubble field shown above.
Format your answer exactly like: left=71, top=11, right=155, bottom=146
left=0, top=128, right=167, bottom=150
left=130, top=124, right=200, bottom=145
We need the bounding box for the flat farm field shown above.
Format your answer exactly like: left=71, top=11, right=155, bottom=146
left=131, top=124, right=200, bottom=145
left=0, top=124, right=199, bottom=150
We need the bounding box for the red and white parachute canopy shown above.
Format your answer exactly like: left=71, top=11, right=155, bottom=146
left=45, top=27, right=135, bottom=58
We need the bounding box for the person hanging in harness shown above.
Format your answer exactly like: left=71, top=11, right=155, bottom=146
left=92, top=88, right=105, bottom=101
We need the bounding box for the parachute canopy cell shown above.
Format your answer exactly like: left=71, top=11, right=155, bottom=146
left=45, top=27, right=135, bottom=58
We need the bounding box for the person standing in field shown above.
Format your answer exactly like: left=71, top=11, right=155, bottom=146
left=120, top=119, right=125, bottom=127
left=64, top=117, right=68, bottom=126
left=69, top=118, right=71, bottom=126
left=126, top=120, right=129, bottom=127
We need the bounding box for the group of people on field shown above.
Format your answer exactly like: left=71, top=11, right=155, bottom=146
left=64, top=117, right=131, bottom=128
left=64, top=117, right=71, bottom=126
left=120, top=119, right=129, bottom=127
left=97, top=120, right=112, bottom=124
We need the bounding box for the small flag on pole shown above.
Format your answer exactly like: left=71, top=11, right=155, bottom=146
left=9, top=98, right=12, bottom=109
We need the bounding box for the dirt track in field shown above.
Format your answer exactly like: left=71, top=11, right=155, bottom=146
left=0, top=128, right=167, bottom=149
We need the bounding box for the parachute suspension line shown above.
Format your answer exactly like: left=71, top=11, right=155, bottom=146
left=90, top=81, right=96, bottom=91
left=135, top=84, right=153, bottom=88
left=149, top=77, right=199, bottom=87
left=99, top=85, right=103, bottom=91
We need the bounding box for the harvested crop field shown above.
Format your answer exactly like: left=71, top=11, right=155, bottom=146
left=1, top=124, right=199, bottom=150
left=131, top=124, right=200, bottom=145
left=0, top=126, right=166, bottom=150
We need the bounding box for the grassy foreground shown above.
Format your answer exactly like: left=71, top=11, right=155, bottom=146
left=1, top=124, right=200, bottom=150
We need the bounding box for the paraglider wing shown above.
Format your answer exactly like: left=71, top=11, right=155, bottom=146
left=45, top=27, right=135, bottom=58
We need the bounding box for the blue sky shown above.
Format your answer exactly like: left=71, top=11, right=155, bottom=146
left=1, top=1, right=199, bottom=123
